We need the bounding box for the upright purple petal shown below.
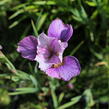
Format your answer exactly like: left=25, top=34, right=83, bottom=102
left=48, top=19, right=65, bottom=39
left=48, top=19, right=73, bottom=42
left=17, top=36, right=38, bottom=61
left=46, top=56, right=81, bottom=81
left=37, top=33, right=53, bottom=48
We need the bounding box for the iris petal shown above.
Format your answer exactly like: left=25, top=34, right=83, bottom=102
left=46, top=56, right=81, bottom=81
left=48, top=19, right=73, bottom=42
left=17, top=36, right=38, bottom=60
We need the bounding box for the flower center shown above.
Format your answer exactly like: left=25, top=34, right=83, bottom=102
left=48, top=49, right=59, bottom=59
left=52, top=62, right=63, bottom=68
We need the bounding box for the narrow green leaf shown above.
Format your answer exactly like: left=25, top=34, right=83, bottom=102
left=57, top=96, right=81, bottom=109
left=36, top=13, right=48, bottom=31
left=20, top=25, right=31, bottom=39
left=71, top=9, right=81, bottom=18
left=0, top=51, right=17, bottom=74
left=9, top=21, right=19, bottom=29
left=9, top=10, right=23, bottom=20
left=83, top=89, right=95, bottom=108
left=72, top=15, right=83, bottom=22
left=9, top=88, right=38, bottom=95
left=71, top=7, right=88, bottom=23
left=80, top=6, right=88, bottom=19
left=12, top=3, right=27, bottom=10
left=58, top=92, right=64, bottom=104
left=31, top=20, right=38, bottom=36
left=0, top=0, right=9, bottom=5
left=16, top=70, right=30, bottom=80
left=15, top=87, right=37, bottom=91
left=91, top=10, right=98, bottom=19
left=51, top=89, right=58, bottom=108
left=9, top=16, right=27, bottom=28
left=85, top=1, right=97, bottom=7
left=34, top=62, right=38, bottom=74
left=9, top=89, right=37, bottom=95
left=9, top=91, right=29, bottom=95
left=33, top=1, right=56, bottom=5
left=0, top=74, right=11, bottom=79
left=29, top=75, right=38, bottom=88
left=90, top=48, right=103, bottom=60
left=70, top=41, right=84, bottom=56
left=50, top=81, right=58, bottom=108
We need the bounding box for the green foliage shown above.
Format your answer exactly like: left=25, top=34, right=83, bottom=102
left=0, top=0, right=109, bottom=109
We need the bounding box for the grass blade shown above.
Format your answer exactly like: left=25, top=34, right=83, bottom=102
left=70, top=41, right=84, bottom=56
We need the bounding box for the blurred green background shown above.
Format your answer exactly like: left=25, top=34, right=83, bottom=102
left=0, top=0, right=109, bottom=109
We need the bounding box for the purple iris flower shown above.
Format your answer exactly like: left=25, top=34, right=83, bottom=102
left=17, top=18, right=81, bottom=81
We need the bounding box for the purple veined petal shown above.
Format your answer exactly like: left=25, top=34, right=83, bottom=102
left=36, top=47, right=50, bottom=60
left=48, top=18, right=73, bottom=42
left=35, top=33, right=67, bottom=71
left=48, top=19, right=65, bottom=39
left=59, top=56, right=80, bottom=81
left=60, top=24, right=73, bottom=42
left=46, top=56, right=81, bottom=81
left=46, top=68, right=61, bottom=79
left=17, top=36, right=38, bottom=61
left=37, top=32, right=53, bottom=48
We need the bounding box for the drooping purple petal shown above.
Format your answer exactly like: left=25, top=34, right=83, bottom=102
left=48, top=19, right=73, bottom=42
left=35, top=33, right=67, bottom=71
left=48, top=19, right=65, bottom=39
left=59, top=56, right=81, bottom=81
left=46, top=68, right=61, bottom=79
left=17, top=36, right=38, bottom=60
left=46, top=56, right=81, bottom=81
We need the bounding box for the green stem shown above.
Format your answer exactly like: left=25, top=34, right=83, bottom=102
left=51, top=88, right=58, bottom=109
